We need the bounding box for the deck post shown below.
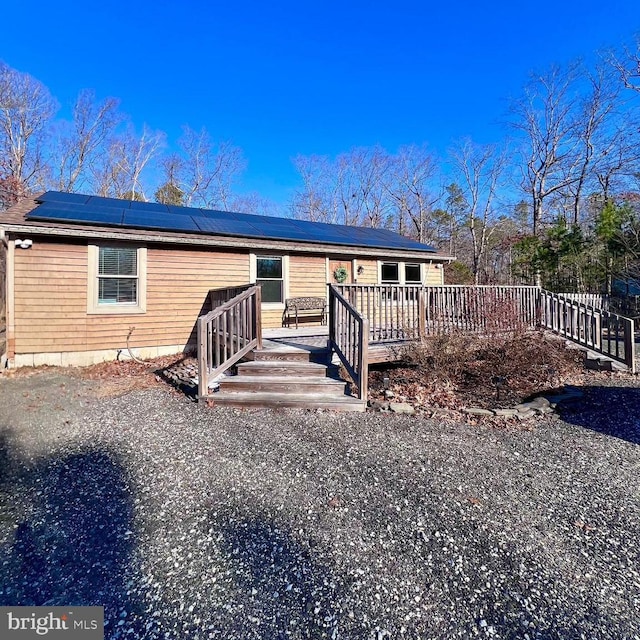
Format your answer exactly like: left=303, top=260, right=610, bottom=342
left=197, top=316, right=207, bottom=400
left=418, top=288, right=426, bottom=339
left=255, top=285, right=263, bottom=349
left=624, top=317, right=635, bottom=373
left=359, top=318, right=369, bottom=400
left=328, top=284, right=335, bottom=347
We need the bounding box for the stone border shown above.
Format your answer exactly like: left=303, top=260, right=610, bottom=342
left=463, top=386, right=584, bottom=419
left=368, top=386, right=585, bottom=419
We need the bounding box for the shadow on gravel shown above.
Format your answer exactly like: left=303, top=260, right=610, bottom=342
left=557, top=385, right=640, bottom=445
left=220, top=516, right=343, bottom=637
left=0, top=428, right=142, bottom=629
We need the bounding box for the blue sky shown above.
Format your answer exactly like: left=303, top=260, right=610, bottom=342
left=2, top=0, right=639, bottom=205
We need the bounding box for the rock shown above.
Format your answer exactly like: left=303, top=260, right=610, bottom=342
left=463, top=407, right=494, bottom=416
left=515, top=403, right=534, bottom=413
left=515, top=410, right=535, bottom=420
left=528, top=396, right=551, bottom=409
left=384, top=390, right=395, bottom=400
left=389, top=402, right=415, bottom=415
left=369, top=400, right=390, bottom=411
left=493, top=408, right=519, bottom=417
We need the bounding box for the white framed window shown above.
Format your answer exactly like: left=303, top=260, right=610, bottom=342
left=250, top=254, right=289, bottom=307
left=379, top=261, right=424, bottom=285
left=87, top=244, right=147, bottom=314
left=381, top=262, right=399, bottom=283
left=405, top=263, right=422, bottom=284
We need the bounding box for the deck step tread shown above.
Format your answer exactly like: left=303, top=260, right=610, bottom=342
left=249, top=349, right=329, bottom=363
left=205, top=391, right=365, bottom=412
left=223, top=374, right=345, bottom=384
left=219, top=374, right=347, bottom=395
left=237, top=361, right=329, bottom=376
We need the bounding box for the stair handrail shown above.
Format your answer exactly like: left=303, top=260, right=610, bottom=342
left=328, top=284, right=369, bottom=400
left=197, top=285, right=262, bottom=399
left=540, top=289, right=636, bottom=373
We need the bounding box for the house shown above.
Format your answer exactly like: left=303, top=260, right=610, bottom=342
left=1, top=191, right=450, bottom=368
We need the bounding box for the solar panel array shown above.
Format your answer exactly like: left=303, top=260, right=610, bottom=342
left=27, top=191, right=437, bottom=253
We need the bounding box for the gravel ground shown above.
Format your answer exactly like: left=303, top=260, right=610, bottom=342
left=0, top=370, right=639, bottom=639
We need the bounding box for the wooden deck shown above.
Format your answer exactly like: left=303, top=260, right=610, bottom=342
left=262, top=327, right=410, bottom=365
left=196, top=284, right=637, bottom=408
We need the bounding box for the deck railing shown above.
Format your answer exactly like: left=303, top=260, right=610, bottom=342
left=336, top=284, right=540, bottom=341
left=335, top=284, right=424, bottom=342
left=540, top=291, right=636, bottom=373
left=423, top=285, right=540, bottom=334
left=555, top=292, right=610, bottom=311
left=610, top=295, right=640, bottom=319
left=328, top=285, right=369, bottom=400
left=330, top=285, right=637, bottom=373
left=209, top=283, right=256, bottom=311
left=197, top=285, right=262, bottom=398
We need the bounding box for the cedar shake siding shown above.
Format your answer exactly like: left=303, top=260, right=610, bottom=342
left=2, top=194, right=451, bottom=367
left=12, top=239, right=250, bottom=364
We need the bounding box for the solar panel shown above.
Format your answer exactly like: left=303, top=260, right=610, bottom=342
left=122, top=211, right=201, bottom=232
left=193, top=217, right=264, bottom=237
left=36, top=191, right=90, bottom=205
left=128, top=200, right=170, bottom=213
left=30, top=207, right=124, bottom=226
left=260, top=228, right=313, bottom=242
left=168, top=204, right=202, bottom=216
left=196, top=208, right=235, bottom=220
left=25, top=191, right=438, bottom=253
left=85, top=195, right=133, bottom=209
left=34, top=202, right=84, bottom=213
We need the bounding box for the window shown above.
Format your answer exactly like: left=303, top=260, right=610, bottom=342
left=256, top=256, right=283, bottom=303
left=381, top=262, right=399, bottom=283
left=99, top=247, right=138, bottom=304
left=87, top=245, right=147, bottom=314
left=405, top=263, right=422, bottom=284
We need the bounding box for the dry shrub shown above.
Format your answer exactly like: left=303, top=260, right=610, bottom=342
left=370, top=292, right=587, bottom=412
left=399, top=329, right=582, bottom=406
left=399, top=330, right=473, bottom=382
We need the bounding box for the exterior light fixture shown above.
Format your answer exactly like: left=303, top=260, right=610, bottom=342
left=16, top=239, right=33, bottom=249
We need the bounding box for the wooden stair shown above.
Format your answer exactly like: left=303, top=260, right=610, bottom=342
left=209, top=345, right=366, bottom=412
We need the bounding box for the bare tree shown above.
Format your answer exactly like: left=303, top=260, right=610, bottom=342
left=346, top=146, right=391, bottom=228
left=450, top=139, right=506, bottom=283
left=334, top=153, right=360, bottom=225
left=0, top=61, right=57, bottom=205
left=229, top=191, right=283, bottom=217
left=171, top=126, right=245, bottom=210
left=592, top=109, right=640, bottom=200
left=93, top=124, right=165, bottom=200
left=53, top=90, right=122, bottom=193
left=385, top=144, right=441, bottom=243
left=510, top=63, right=584, bottom=235
left=610, top=35, right=640, bottom=93
left=291, top=154, right=341, bottom=223
left=561, top=64, right=622, bottom=224
left=292, top=151, right=380, bottom=226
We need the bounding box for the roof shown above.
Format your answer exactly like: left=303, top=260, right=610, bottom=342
left=2, top=192, right=454, bottom=261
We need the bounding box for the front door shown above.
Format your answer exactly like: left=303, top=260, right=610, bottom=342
left=329, top=259, right=352, bottom=285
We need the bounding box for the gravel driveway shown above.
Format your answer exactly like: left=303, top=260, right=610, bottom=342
left=0, top=370, right=639, bottom=639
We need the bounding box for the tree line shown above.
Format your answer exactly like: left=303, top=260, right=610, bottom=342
left=1, top=36, right=639, bottom=293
